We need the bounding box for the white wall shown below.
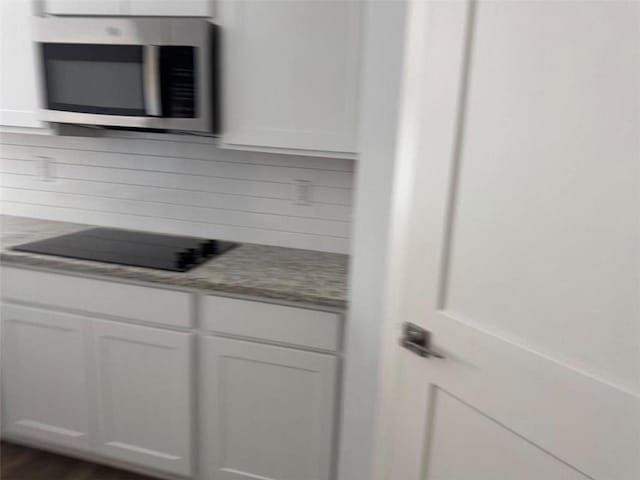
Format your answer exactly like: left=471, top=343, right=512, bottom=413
left=0, top=131, right=354, bottom=253
left=338, top=1, right=407, bottom=480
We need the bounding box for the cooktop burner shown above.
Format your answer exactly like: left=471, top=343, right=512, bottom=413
left=12, top=228, right=237, bottom=272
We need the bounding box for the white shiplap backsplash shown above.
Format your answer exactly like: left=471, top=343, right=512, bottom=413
left=0, top=132, right=354, bottom=253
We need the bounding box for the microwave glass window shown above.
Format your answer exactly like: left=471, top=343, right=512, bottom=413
left=47, top=60, right=144, bottom=111
left=42, top=44, right=146, bottom=116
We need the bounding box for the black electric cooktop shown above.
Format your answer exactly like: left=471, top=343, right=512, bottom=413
left=12, top=228, right=237, bottom=272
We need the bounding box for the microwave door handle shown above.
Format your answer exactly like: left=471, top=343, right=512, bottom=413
left=144, top=45, right=161, bottom=117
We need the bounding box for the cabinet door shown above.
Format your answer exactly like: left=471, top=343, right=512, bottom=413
left=129, top=0, right=211, bottom=17
left=92, top=320, right=193, bottom=476
left=45, top=0, right=125, bottom=15
left=221, top=0, right=361, bottom=153
left=1, top=304, right=91, bottom=450
left=0, top=0, right=45, bottom=129
left=203, top=336, right=337, bottom=480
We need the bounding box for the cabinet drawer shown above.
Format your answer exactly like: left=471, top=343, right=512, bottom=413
left=202, top=295, right=341, bottom=351
left=0, top=267, right=192, bottom=328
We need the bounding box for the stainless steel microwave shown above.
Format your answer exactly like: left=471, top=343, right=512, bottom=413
left=35, top=17, right=218, bottom=133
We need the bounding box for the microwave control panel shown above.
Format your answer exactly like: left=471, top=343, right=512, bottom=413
left=160, top=46, right=196, bottom=118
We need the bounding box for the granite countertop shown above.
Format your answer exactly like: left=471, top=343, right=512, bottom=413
left=0, top=215, right=349, bottom=309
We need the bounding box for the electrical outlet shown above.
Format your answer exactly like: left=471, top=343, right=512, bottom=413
left=38, top=156, right=56, bottom=182
left=292, top=179, right=313, bottom=206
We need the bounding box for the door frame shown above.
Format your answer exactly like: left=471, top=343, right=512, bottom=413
left=369, top=0, right=474, bottom=478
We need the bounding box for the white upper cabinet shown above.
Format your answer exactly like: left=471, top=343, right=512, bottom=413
left=220, top=0, right=362, bottom=154
left=45, top=0, right=212, bottom=16
left=0, top=0, right=45, bottom=129
left=1, top=305, right=91, bottom=451
left=45, top=0, right=125, bottom=15
left=128, top=0, right=212, bottom=17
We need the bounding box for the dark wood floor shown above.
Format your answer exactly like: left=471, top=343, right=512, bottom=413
left=1, top=442, right=160, bottom=480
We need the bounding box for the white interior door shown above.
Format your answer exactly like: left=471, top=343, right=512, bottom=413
left=376, top=2, right=640, bottom=480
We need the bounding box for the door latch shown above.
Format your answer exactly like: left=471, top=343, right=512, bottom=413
left=400, top=322, right=444, bottom=359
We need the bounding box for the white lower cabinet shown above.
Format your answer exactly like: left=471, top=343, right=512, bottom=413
left=0, top=269, right=342, bottom=480
left=92, top=320, right=193, bottom=477
left=203, top=336, right=337, bottom=480
left=0, top=304, right=91, bottom=451
left=0, top=302, right=193, bottom=477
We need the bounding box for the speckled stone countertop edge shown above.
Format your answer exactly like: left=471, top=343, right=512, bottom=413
left=0, top=216, right=349, bottom=311
left=0, top=254, right=348, bottom=310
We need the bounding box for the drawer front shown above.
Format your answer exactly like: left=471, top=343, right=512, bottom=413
left=1, top=267, right=192, bottom=328
left=202, top=295, right=341, bottom=351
